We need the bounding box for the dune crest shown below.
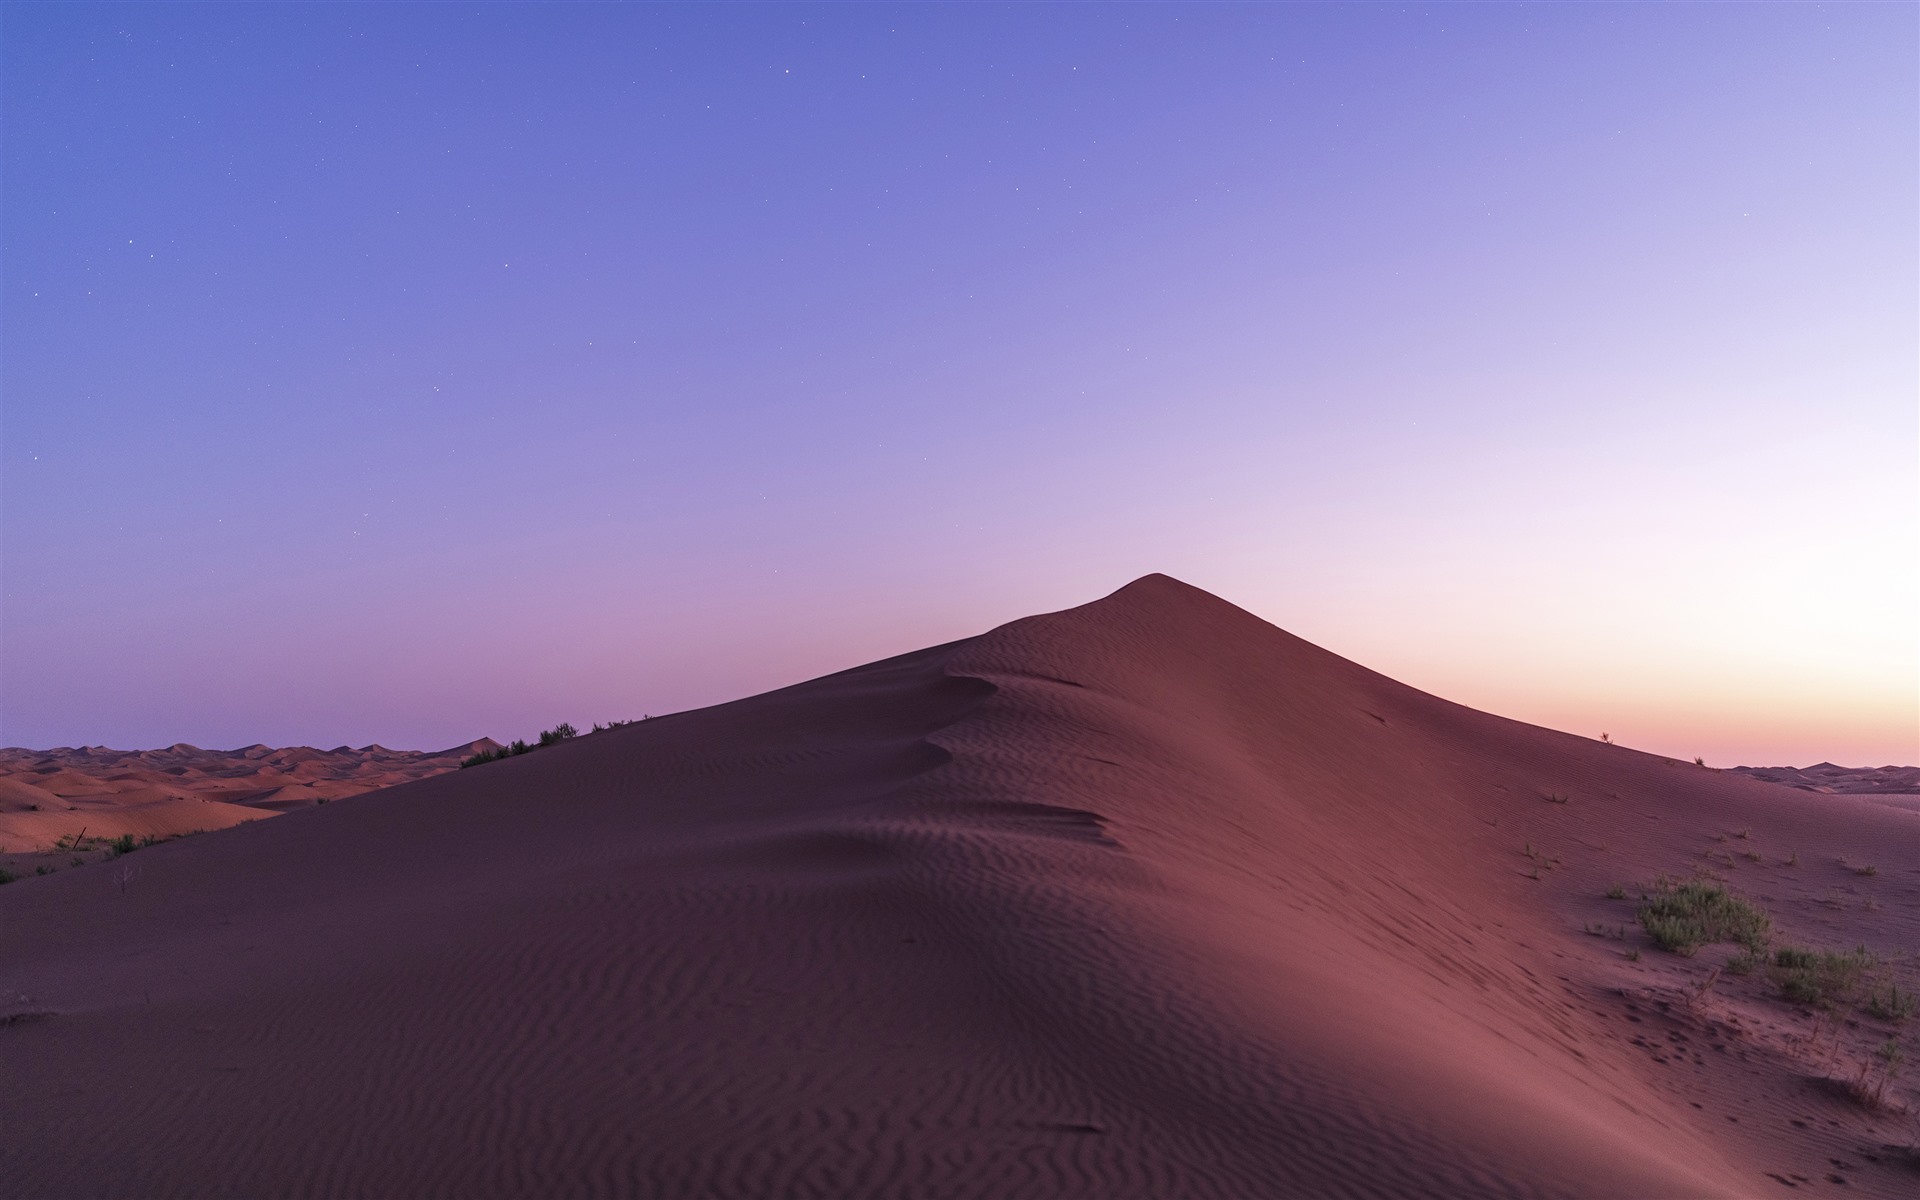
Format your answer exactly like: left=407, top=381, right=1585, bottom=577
left=2, top=575, right=1914, bottom=1197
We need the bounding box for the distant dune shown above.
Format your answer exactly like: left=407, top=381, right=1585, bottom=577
left=2, top=576, right=1914, bottom=1197
left=0, top=739, right=492, bottom=856
left=1730, top=763, right=1920, bottom=796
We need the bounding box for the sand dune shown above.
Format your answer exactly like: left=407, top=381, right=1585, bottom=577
left=0, top=738, right=496, bottom=858
left=1731, top=763, right=1920, bottom=796
left=2, top=576, right=1914, bottom=1197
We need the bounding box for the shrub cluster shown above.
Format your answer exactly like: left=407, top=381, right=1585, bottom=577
left=1866, top=981, right=1916, bottom=1023
left=461, top=723, right=578, bottom=769
left=1636, top=881, right=1771, bottom=956
left=1772, top=946, right=1875, bottom=1008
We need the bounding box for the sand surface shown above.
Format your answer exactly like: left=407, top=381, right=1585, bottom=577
left=1730, top=764, right=1920, bottom=796
left=2, top=576, right=1915, bottom=1197
left=0, top=739, right=494, bottom=863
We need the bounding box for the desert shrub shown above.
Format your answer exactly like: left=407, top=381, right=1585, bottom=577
left=461, top=727, right=575, bottom=768
left=1867, top=982, right=1916, bottom=1023
left=1772, top=945, right=1874, bottom=1008
left=0, top=867, right=16, bottom=885
left=1637, top=881, right=1771, bottom=956
left=1851, top=1040, right=1904, bottom=1110
left=108, top=834, right=138, bottom=857
left=462, top=739, right=529, bottom=768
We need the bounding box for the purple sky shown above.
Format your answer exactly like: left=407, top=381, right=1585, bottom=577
left=4, top=3, right=1914, bottom=766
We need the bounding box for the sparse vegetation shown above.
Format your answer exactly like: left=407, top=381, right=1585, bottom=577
left=1772, top=945, right=1873, bottom=1008
left=1636, top=880, right=1771, bottom=956
left=1728, top=948, right=1763, bottom=976
left=107, top=834, right=158, bottom=857
left=1688, top=965, right=1724, bottom=1007
left=1851, top=1040, right=1904, bottom=1110
left=1544, top=792, right=1569, bottom=804
left=1605, top=884, right=1627, bottom=900
left=0, top=867, right=16, bottom=885
left=1694, top=756, right=1707, bottom=767
left=463, top=739, right=530, bottom=767
left=461, top=722, right=580, bottom=768
left=1868, top=982, right=1917, bottom=1023
left=1520, top=842, right=1559, bottom=877
left=1854, top=863, right=1879, bottom=877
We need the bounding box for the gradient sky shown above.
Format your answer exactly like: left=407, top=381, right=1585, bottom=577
left=4, top=2, right=1915, bottom=766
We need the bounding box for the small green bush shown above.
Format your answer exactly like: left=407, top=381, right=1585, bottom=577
left=1772, top=945, right=1873, bottom=1008
left=1636, top=881, right=1771, bottom=956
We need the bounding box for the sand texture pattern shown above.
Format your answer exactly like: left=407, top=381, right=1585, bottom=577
left=2, top=577, right=1915, bottom=1197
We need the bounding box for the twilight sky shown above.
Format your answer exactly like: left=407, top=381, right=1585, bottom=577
left=3, top=2, right=1914, bottom=766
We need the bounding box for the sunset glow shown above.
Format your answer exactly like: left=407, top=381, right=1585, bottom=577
left=4, top=3, right=1913, bottom=765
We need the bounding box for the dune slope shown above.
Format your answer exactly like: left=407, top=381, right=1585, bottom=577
left=2, top=576, right=1914, bottom=1197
